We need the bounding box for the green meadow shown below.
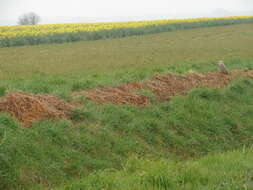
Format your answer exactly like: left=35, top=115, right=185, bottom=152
left=0, top=22, right=253, bottom=189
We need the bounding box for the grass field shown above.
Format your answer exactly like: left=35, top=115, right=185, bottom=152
left=0, top=22, right=253, bottom=189
left=0, top=23, right=253, bottom=96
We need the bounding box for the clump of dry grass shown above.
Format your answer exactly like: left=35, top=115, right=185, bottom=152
left=0, top=91, right=73, bottom=126
left=73, top=69, right=253, bottom=105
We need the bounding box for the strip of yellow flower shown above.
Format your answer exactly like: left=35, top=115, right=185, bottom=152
left=0, top=16, right=252, bottom=39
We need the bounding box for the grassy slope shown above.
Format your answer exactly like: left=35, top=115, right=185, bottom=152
left=57, top=148, right=253, bottom=190
left=1, top=78, right=253, bottom=189
left=0, top=23, right=253, bottom=189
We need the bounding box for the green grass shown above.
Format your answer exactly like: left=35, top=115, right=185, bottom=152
left=0, top=23, right=253, bottom=100
left=1, top=78, right=253, bottom=189
left=0, top=23, right=253, bottom=80
left=57, top=148, right=253, bottom=190
left=0, top=23, right=253, bottom=189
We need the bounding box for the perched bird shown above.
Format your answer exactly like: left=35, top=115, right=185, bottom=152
left=215, top=60, right=229, bottom=74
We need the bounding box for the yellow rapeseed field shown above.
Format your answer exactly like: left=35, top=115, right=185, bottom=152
left=0, top=16, right=252, bottom=39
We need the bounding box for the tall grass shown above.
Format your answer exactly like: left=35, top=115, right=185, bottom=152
left=1, top=78, right=253, bottom=189
left=57, top=148, right=253, bottom=190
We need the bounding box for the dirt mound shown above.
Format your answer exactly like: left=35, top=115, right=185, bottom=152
left=73, top=69, right=253, bottom=106
left=0, top=91, right=74, bottom=126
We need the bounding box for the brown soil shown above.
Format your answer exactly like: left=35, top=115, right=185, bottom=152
left=73, top=69, right=253, bottom=106
left=0, top=91, right=74, bottom=127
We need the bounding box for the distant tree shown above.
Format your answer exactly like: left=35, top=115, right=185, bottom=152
left=17, top=12, right=41, bottom=25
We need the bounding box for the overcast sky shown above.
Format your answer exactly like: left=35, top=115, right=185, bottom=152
left=1, top=0, right=253, bottom=25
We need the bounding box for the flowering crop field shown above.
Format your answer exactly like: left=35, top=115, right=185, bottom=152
left=0, top=16, right=253, bottom=47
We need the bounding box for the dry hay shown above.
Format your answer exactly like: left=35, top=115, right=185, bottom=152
left=0, top=91, right=74, bottom=127
left=73, top=82, right=149, bottom=106
left=73, top=69, right=253, bottom=106
left=1, top=69, right=252, bottom=126
left=147, top=71, right=233, bottom=100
